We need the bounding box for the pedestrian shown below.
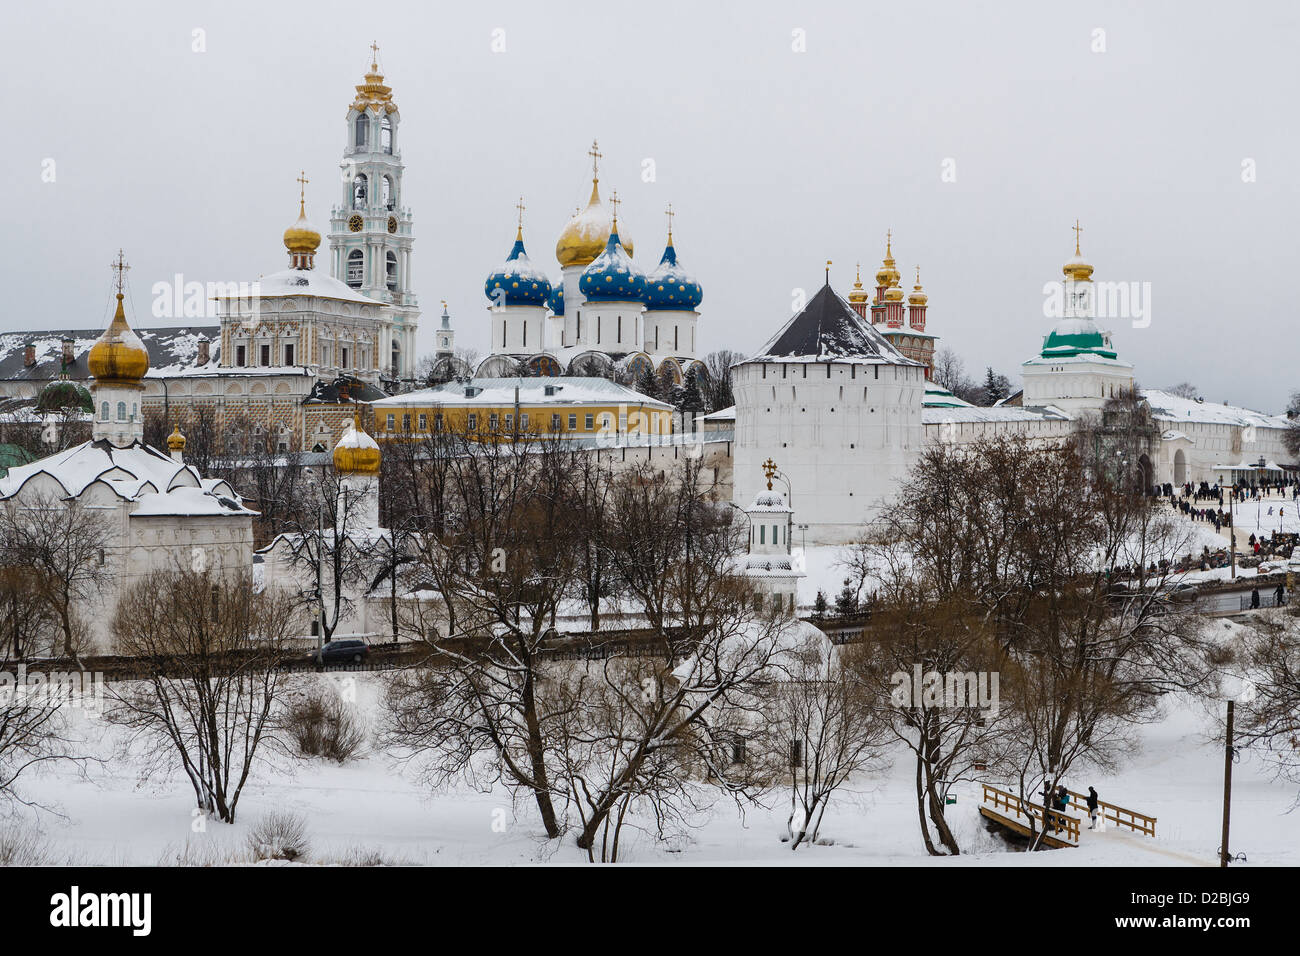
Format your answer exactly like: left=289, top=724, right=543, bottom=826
left=1251, top=587, right=1261, bottom=609
left=1087, top=786, right=1100, bottom=830
left=1275, top=584, right=1285, bottom=607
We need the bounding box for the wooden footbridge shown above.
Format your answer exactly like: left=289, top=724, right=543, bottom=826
left=979, top=784, right=1157, bottom=849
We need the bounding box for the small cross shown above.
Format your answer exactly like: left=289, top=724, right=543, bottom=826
left=1072, top=219, right=1083, bottom=254
left=763, top=457, right=778, bottom=491
left=915, top=265, right=921, bottom=284
left=370, top=41, right=380, bottom=69
left=886, top=229, right=892, bottom=255
left=516, top=195, right=526, bottom=229
left=588, top=139, right=602, bottom=182
left=610, top=190, right=620, bottom=225
left=296, top=170, right=309, bottom=204
left=110, top=249, right=130, bottom=294
left=665, top=203, right=675, bottom=240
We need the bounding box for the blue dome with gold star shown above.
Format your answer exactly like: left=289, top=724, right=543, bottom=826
left=579, top=229, right=645, bottom=302
left=546, top=277, right=564, bottom=315
left=644, top=240, right=702, bottom=310
left=484, top=231, right=552, bottom=308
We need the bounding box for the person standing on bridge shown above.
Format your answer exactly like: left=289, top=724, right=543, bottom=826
left=1087, top=787, right=1100, bottom=829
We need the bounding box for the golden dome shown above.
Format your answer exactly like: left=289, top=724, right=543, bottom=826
left=556, top=180, right=632, bottom=268
left=848, top=263, right=869, bottom=304
left=166, top=425, right=186, bottom=451
left=875, top=233, right=900, bottom=287
left=88, top=294, right=150, bottom=386
left=284, top=200, right=322, bottom=255
left=907, top=266, right=928, bottom=306
left=884, top=282, right=905, bottom=303
left=333, top=415, right=381, bottom=475
left=351, top=46, right=397, bottom=113
left=1063, top=221, right=1093, bottom=281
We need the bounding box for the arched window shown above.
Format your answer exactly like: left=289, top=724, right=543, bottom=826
left=100, top=402, right=109, bottom=420
left=354, top=114, right=368, bottom=149
left=380, top=117, right=393, bottom=154
left=116, top=401, right=126, bottom=420
left=382, top=176, right=394, bottom=210
left=386, top=251, right=398, bottom=291
left=391, top=341, right=401, bottom=376
left=352, top=173, right=368, bottom=209
left=346, top=249, right=364, bottom=288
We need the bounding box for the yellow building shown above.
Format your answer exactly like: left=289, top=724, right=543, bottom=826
left=369, top=376, right=675, bottom=441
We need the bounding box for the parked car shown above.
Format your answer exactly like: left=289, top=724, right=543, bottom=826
left=308, top=639, right=369, bottom=665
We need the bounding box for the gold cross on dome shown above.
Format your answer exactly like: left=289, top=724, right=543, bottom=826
left=296, top=170, right=309, bottom=202
left=370, top=41, right=380, bottom=70
left=665, top=202, right=675, bottom=240
left=516, top=196, right=526, bottom=229
left=610, top=190, right=620, bottom=225
left=762, top=457, right=777, bottom=491
left=588, top=139, right=602, bottom=182
left=886, top=228, right=892, bottom=255
left=1073, top=219, right=1083, bottom=254
left=110, top=249, right=130, bottom=294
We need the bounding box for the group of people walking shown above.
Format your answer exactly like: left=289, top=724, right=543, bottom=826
left=1040, top=782, right=1103, bottom=833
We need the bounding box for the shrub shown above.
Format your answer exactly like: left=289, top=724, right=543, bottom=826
left=284, top=691, right=366, bottom=762
left=247, top=810, right=310, bottom=863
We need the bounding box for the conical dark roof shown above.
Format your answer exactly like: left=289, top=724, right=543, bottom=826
left=754, top=283, right=916, bottom=365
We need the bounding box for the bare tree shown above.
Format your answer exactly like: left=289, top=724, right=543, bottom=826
left=1220, top=610, right=1300, bottom=803
left=1165, top=381, right=1200, bottom=400
left=703, top=349, right=744, bottom=411
left=108, top=568, right=296, bottom=823
left=0, top=492, right=114, bottom=658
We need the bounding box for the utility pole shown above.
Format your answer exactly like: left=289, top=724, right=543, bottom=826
left=1220, top=699, right=1234, bottom=868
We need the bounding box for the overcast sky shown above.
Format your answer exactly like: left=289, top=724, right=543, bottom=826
left=4, top=0, right=1296, bottom=410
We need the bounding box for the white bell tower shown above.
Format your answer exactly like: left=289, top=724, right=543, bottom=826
left=328, top=44, right=419, bottom=383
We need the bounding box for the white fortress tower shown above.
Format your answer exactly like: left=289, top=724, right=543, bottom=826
left=1021, top=225, right=1135, bottom=417
left=733, top=277, right=926, bottom=545
left=328, top=46, right=418, bottom=381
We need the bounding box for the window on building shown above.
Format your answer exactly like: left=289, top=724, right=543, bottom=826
left=100, top=402, right=109, bottom=420
left=386, top=251, right=398, bottom=291
left=352, top=173, right=368, bottom=209
left=284, top=344, right=294, bottom=366
left=584, top=413, right=594, bottom=430
left=380, top=117, right=393, bottom=154
left=386, top=414, right=395, bottom=430
left=402, top=414, right=411, bottom=432
left=520, top=413, right=529, bottom=430
left=790, top=739, right=803, bottom=768
left=504, top=414, right=513, bottom=432
left=552, top=413, right=561, bottom=431
left=418, top=413, right=427, bottom=431
left=600, top=412, right=612, bottom=431
left=346, top=251, right=364, bottom=289
left=434, top=413, right=443, bottom=432
left=489, top=413, right=499, bottom=431
left=731, top=738, right=746, bottom=764
left=382, top=174, right=394, bottom=209
left=467, top=413, right=477, bottom=431
left=568, top=414, right=577, bottom=430
left=116, top=401, right=126, bottom=420
left=354, top=114, right=368, bottom=149
left=236, top=345, right=246, bottom=367
left=260, top=344, right=271, bottom=366
left=341, top=347, right=350, bottom=368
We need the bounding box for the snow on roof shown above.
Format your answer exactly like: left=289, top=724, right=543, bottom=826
left=702, top=405, right=736, bottom=421
left=747, top=284, right=919, bottom=366
left=211, top=267, right=384, bottom=306
left=1142, top=389, right=1291, bottom=430
left=0, top=327, right=220, bottom=382
left=0, top=439, right=255, bottom=516
left=371, top=377, right=674, bottom=410
left=921, top=404, right=1072, bottom=425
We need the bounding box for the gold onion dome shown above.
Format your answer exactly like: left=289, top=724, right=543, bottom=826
left=1063, top=222, right=1093, bottom=281
left=333, top=415, right=382, bottom=475
left=848, top=264, right=869, bottom=304
left=908, top=267, right=928, bottom=306
left=88, top=294, right=150, bottom=385
left=166, top=425, right=186, bottom=451
left=875, top=234, right=900, bottom=287
left=556, top=180, right=633, bottom=268
left=284, top=199, right=321, bottom=255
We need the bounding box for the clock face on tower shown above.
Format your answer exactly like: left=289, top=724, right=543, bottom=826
left=387, top=216, right=397, bottom=234
left=348, top=214, right=364, bottom=232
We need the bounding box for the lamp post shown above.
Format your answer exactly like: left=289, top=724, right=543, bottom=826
left=1215, top=673, right=1254, bottom=867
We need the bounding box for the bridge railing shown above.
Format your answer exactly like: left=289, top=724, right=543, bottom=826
left=981, top=784, right=1080, bottom=845
left=1066, top=789, right=1156, bottom=837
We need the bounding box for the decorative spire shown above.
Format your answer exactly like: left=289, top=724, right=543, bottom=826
left=296, top=170, right=309, bottom=216
left=825, top=259, right=832, bottom=285
left=1063, top=220, right=1094, bottom=282
left=610, top=189, right=621, bottom=231
left=763, top=457, right=778, bottom=491
left=665, top=203, right=675, bottom=244
left=515, top=195, right=525, bottom=241
left=284, top=175, right=322, bottom=268
left=111, top=248, right=130, bottom=295
left=908, top=265, right=928, bottom=307
left=351, top=44, right=396, bottom=112
left=1073, top=218, right=1083, bottom=255
left=589, top=139, right=602, bottom=185
left=848, top=261, right=869, bottom=305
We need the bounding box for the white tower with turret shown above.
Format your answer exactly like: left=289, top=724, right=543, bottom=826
left=328, top=45, right=418, bottom=382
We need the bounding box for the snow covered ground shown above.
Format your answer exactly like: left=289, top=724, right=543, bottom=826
left=6, top=675, right=1295, bottom=866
